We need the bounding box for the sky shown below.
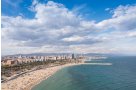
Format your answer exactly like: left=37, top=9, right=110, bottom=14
left=1, top=0, right=136, bottom=55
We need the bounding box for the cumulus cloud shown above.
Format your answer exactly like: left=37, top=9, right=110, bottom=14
left=97, top=5, right=136, bottom=31
left=2, top=1, right=99, bottom=47
left=1, top=1, right=136, bottom=55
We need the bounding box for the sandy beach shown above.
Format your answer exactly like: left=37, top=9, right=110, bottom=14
left=1, top=63, right=82, bottom=90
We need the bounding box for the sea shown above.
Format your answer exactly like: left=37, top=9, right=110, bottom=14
left=32, top=56, right=136, bottom=90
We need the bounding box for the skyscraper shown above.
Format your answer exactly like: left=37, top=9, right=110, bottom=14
left=72, top=54, right=75, bottom=59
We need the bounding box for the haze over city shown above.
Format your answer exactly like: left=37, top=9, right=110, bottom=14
left=1, top=0, right=136, bottom=55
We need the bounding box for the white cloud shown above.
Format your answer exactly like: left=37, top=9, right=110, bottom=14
left=112, top=5, right=136, bottom=18
left=97, top=5, right=136, bottom=31
left=127, top=31, right=136, bottom=37
left=62, top=35, right=85, bottom=42
left=105, top=8, right=110, bottom=11
left=1, top=1, right=136, bottom=55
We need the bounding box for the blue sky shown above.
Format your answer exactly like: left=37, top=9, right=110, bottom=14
left=1, top=0, right=136, bottom=55
left=2, top=0, right=136, bottom=21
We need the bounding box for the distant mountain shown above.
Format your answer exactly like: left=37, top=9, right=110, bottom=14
left=85, top=53, right=109, bottom=56
left=4, top=53, right=74, bottom=57
left=3, top=52, right=129, bottom=57
left=84, top=53, right=123, bottom=57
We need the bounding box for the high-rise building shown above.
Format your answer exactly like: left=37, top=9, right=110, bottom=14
left=72, top=54, right=75, bottom=59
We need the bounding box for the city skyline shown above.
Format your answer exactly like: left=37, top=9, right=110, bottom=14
left=1, top=0, right=136, bottom=55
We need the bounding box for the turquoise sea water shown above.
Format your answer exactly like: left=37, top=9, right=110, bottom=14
left=32, top=56, right=136, bottom=90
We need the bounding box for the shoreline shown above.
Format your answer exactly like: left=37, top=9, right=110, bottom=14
left=1, top=63, right=83, bottom=90
left=27, top=63, right=82, bottom=90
